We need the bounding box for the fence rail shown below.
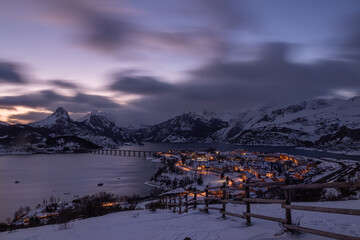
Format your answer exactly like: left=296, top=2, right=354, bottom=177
left=159, top=180, right=360, bottom=240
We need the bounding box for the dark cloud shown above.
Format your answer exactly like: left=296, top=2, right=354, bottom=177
left=191, top=0, right=253, bottom=30
left=0, top=90, right=122, bottom=114
left=41, top=0, right=137, bottom=52
left=124, top=42, right=360, bottom=121
left=43, top=0, right=248, bottom=57
left=72, top=93, right=120, bottom=109
left=0, top=60, right=26, bottom=84
left=110, top=75, right=173, bottom=95
left=0, top=90, right=68, bottom=108
left=65, top=1, right=136, bottom=52
left=0, top=105, right=16, bottom=110
left=50, top=80, right=79, bottom=89
left=339, top=13, right=360, bottom=62
left=8, top=111, right=50, bottom=124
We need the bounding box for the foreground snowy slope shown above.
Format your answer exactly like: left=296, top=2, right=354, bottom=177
left=2, top=200, right=359, bottom=240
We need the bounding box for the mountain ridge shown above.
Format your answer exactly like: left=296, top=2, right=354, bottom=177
left=0, top=96, right=359, bottom=153
left=0, top=107, right=137, bottom=152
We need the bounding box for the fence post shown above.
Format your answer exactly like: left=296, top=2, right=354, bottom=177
left=173, top=198, right=176, bottom=213
left=245, top=180, right=251, bottom=226
left=179, top=196, right=182, bottom=214
left=205, top=185, right=209, bottom=213
left=194, top=192, right=197, bottom=209
left=222, top=182, right=226, bottom=218
left=285, top=174, right=292, bottom=226
left=185, top=193, right=188, bottom=212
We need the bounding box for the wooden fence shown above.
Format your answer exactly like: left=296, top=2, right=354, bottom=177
left=159, top=181, right=360, bottom=240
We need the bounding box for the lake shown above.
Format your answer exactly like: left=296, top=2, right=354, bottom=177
left=0, top=153, right=161, bottom=222
left=1, top=142, right=359, bottom=222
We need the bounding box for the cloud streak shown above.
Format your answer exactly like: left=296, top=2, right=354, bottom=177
left=41, top=0, right=248, bottom=58
left=117, top=42, right=360, bottom=121
left=0, top=60, right=26, bottom=84
left=0, top=90, right=123, bottom=122
left=50, top=80, right=79, bottom=89
left=110, top=75, right=173, bottom=95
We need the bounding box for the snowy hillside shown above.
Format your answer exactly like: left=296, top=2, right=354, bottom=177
left=1, top=200, right=359, bottom=240
left=216, top=97, right=360, bottom=151
left=134, top=97, right=360, bottom=152
left=78, top=110, right=145, bottom=129
left=77, top=110, right=118, bottom=125
left=136, top=112, right=228, bottom=143
left=0, top=121, right=10, bottom=126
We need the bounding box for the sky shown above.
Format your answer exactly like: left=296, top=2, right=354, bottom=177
left=0, top=0, right=360, bottom=126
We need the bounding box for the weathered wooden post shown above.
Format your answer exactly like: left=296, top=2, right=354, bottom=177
left=185, top=193, right=188, bottom=212
left=179, top=196, right=182, bottom=214
left=173, top=198, right=176, bottom=213
left=205, top=185, right=209, bottom=213
left=285, top=174, right=292, bottom=226
left=245, top=180, right=251, bottom=226
left=222, top=182, right=226, bottom=218
left=194, top=192, right=197, bottom=209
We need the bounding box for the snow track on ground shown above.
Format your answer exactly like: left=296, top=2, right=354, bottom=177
left=1, top=200, right=359, bottom=240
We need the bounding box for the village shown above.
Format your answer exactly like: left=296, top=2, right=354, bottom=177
left=148, top=149, right=338, bottom=193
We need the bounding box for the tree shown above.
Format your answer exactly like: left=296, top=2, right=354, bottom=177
left=172, top=178, right=178, bottom=189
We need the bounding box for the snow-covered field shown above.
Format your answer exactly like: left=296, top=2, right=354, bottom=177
left=2, top=200, right=359, bottom=240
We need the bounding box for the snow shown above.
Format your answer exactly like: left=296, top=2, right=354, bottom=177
left=0, top=121, right=10, bottom=126
left=218, top=96, right=360, bottom=148
left=30, top=107, right=72, bottom=128
left=1, top=200, right=359, bottom=240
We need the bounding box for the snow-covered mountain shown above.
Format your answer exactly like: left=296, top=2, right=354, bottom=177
left=0, top=121, right=10, bottom=126
left=0, top=96, right=359, bottom=153
left=30, top=107, right=73, bottom=128
left=78, top=110, right=145, bottom=130
left=77, top=110, right=118, bottom=124
left=135, top=97, right=359, bottom=152
left=216, top=97, right=360, bottom=151
left=135, top=112, right=228, bottom=143
left=0, top=107, right=137, bottom=152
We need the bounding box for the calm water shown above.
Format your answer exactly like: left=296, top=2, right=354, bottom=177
left=1, top=142, right=359, bottom=222
left=0, top=153, right=161, bottom=221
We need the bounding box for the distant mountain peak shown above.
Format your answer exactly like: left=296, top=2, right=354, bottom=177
left=0, top=120, right=10, bottom=126
left=53, top=107, right=70, bottom=118
left=30, top=106, right=72, bottom=128
left=77, top=110, right=118, bottom=125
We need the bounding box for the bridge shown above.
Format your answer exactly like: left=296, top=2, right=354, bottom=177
left=91, top=149, right=159, bottom=157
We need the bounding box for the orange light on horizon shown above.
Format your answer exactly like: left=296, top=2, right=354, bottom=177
left=0, top=106, right=52, bottom=124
